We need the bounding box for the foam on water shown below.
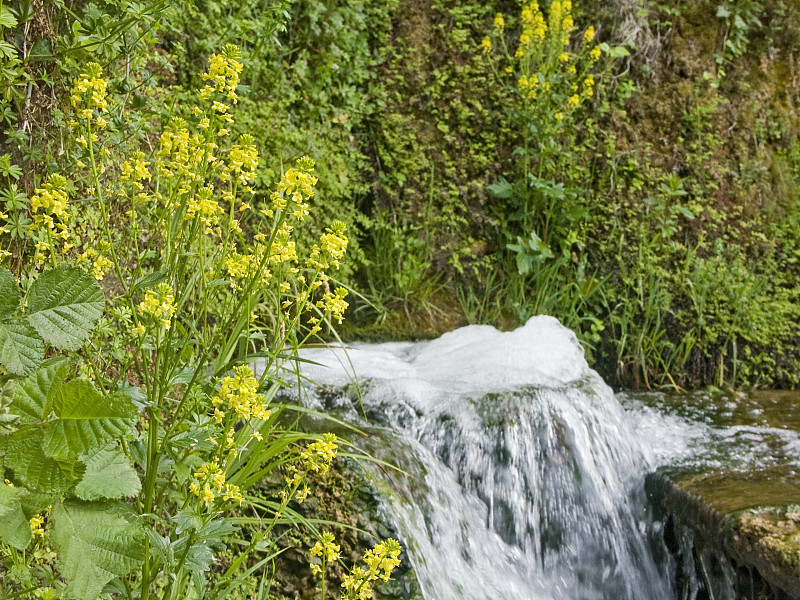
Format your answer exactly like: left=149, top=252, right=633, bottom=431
left=297, top=316, right=590, bottom=393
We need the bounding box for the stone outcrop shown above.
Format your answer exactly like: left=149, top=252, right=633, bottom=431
left=648, top=471, right=800, bottom=600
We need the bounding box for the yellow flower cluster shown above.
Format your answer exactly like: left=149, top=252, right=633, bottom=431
left=137, top=282, right=176, bottom=330
left=156, top=118, right=215, bottom=185
left=582, top=74, right=595, bottom=98
left=200, top=44, right=243, bottom=104
left=315, top=221, right=349, bottom=270
left=77, top=246, right=113, bottom=280
left=185, top=185, right=224, bottom=233
left=211, top=365, right=271, bottom=422
left=516, top=2, right=547, bottom=58
left=548, top=0, right=575, bottom=49
left=120, top=151, right=151, bottom=190
left=267, top=157, right=318, bottom=221
left=224, top=134, right=258, bottom=186
left=481, top=36, right=491, bottom=54
left=29, top=174, right=72, bottom=263
left=70, top=62, right=108, bottom=121
left=29, top=514, right=45, bottom=537
left=316, top=288, right=349, bottom=325
left=280, top=433, right=339, bottom=505
left=269, top=223, right=298, bottom=266
left=493, top=12, right=505, bottom=31
left=309, top=531, right=341, bottom=575
left=301, top=433, right=338, bottom=474
left=189, top=460, right=243, bottom=508
left=341, top=539, right=403, bottom=600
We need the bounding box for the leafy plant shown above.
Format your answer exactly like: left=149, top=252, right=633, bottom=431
left=0, top=46, right=401, bottom=600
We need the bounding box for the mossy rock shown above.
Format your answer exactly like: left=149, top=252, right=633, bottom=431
left=726, top=506, right=800, bottom=598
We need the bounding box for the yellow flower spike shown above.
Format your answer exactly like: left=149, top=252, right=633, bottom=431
left=481, top=36, right=492, bottom=54
left=493, top=12, right=504, bottom=30
left=583, top=25, right=595, bottom=44
left=138, top=283, right=176, bottom=330
left=29, top=514, right=45, bottom=537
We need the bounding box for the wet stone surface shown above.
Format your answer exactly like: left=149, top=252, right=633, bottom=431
left=631, top=390, right=800, bottom=599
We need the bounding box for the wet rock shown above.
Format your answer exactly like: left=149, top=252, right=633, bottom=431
left=648, top=471, right=800, bottom=599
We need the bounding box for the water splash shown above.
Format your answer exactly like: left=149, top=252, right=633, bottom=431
left=283, top=317, right=675, bottom=599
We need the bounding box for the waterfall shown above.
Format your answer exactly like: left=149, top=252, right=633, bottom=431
left=285, top=316, right=676, bottom=600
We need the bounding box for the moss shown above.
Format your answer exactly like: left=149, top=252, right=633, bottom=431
left=727, top=506, right=800, bottom=597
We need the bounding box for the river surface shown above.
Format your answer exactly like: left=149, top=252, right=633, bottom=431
left=280, top=317, right=800, bottom=600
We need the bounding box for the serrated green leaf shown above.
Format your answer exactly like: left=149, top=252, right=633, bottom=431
left=43, top=380, right=136, bottom=460
left=0, top=320, right=44, bottom=375
left=9, top=356, right=72, bottom=424
left=52, top=499, right=143, bottom=600
left=185, top=541, right=215, bottom=573
left=27, top=264, right=104, bottom=352
left=0, top=6, right=17, bottom=29
left=5, top=428, right=76, bottom=494
left=0, top=267, right=20, bottom=320
left=75, top=443, right=141, bottom=500
left=173, top=508, right=204, bottom=534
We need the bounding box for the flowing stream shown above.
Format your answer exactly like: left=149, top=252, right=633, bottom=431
left=281, top=316, right=800, bottom=600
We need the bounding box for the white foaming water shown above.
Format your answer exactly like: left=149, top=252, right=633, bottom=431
left=283, top=317, right=676, bottom=600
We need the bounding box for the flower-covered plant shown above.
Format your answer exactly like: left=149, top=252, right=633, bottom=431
left=0, top=45, right=399, bottom=600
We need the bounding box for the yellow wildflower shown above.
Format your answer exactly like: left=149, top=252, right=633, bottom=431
left=29, top=514, right=45, bottom=537
left=493, top=12, right=504, bottom=30
left=138, top=282, right=176, bottom=330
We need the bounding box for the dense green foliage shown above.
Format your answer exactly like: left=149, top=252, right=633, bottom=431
left=1, top=0, right=799, bottom=392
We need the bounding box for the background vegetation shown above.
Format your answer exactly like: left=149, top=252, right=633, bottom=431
left=3, top=0, right=800, bottom=394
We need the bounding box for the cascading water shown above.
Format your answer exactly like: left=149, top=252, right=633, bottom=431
left=284, top=316, right=679, bottom=600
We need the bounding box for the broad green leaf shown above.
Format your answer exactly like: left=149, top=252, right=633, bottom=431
left=43, top=380, right=136, bottom=460
left=609, top=45, right=630, bottom=59
left=5, top=428, right=77, bottom=495
left=0, top=496, right=31, bottom=549
left=75, top=443, right=141, bottom=500
left=27, top=264, right=104, bottom=352
left=0, top=480, right=22, bottom=518
left=0, top=267, right=20, bottom=320
left=51, top=499, right=143, bottom=600
left=26, top=38, right=54, bottom=62
left=9, top=356, right=72, bottom=424
left=0, top=320, right=44, bottom=375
